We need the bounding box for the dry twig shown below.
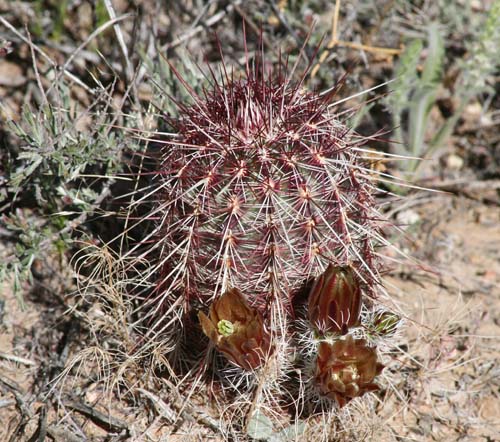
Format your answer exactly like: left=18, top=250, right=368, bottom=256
left=311, top=0, right=401, bottom=78
left=63, top=399, right=129, bottom=433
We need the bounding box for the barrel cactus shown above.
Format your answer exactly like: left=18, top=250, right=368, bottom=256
left=129, top=48, right=401, bottom=434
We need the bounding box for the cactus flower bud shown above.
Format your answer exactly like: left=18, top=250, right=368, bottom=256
left=198, top=288, right=272, bottom=370
left=315, top=336, right=384, bottom=408
left=308, top=264, right=362, bottom=334
left=370, top=311, right=401, bottom=337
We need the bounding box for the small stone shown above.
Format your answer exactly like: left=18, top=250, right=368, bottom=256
left=445, top=154, right=464, bottom=171
left=0, top=61, right=26, bottom=87
left=397, top=209, right=420, bottom=227
left=480, top=397, right=500, bottom=421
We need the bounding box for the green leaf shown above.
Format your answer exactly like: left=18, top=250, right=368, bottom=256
left=269, top=421, right=307, bottom=442
left=421, top=23, right=444, bottom=87
left=408, top=87, right=436, bottom=160
left=247, top=411, right=275, bottom=440
left=385, top=39, right=423, bottom=116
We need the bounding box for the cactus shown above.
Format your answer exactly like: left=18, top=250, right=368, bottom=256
left=126, top=45, right=402, bottom=435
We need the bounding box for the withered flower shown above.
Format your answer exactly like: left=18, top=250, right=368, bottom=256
left=315, top=336, right=384, bottom=408
left=308, top=264, right=361, bottom=334
left=198, top=288, right=272, bottom=370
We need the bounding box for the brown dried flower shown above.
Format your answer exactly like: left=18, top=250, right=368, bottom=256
left=198, top=288, right=272, bottom=370
left=315, top=336, right=384, bottom=408
left=308, top=264, right=362, bottom=334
